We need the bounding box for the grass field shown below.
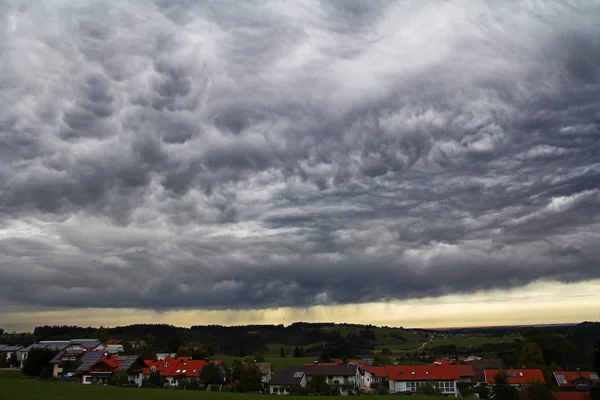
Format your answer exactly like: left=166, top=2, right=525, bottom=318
left=211, top=354, right=317, bottom=370
left=0, top=370, right=447, bottom=400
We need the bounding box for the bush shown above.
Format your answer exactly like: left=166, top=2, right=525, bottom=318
left=22, top=348, right=56, bottom=377
left=110, top=371, right=130, bottom=386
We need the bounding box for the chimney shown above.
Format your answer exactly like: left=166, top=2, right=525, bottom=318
left=576, top=368, right=580, bottom=374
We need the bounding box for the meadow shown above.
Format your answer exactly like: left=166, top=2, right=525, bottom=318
left=0, top=370, right=448, bottom=400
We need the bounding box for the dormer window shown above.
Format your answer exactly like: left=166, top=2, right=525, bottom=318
left=164, top=362, right=168, bottom=367
left=151, top=366, right=157, bottom=372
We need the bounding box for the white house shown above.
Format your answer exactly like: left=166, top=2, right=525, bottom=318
left=387, top=364, right=475, bottom=396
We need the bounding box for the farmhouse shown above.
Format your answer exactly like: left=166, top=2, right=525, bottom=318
left=268, top=369, right=307, bottom=395
left=270, top=364, right=361, bottom=395
left=0, top=345, right=22, bottom=364
left=484, top=369, right=546, bottom=387
left=554, top=370, right=600, bottom=391
left=76, top=352, right=145, bottom=386
left=387, top=363, right=475, bottom=396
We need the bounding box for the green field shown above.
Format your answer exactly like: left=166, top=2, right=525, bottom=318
left=0, top=370, right=446, bottom=400
left=211, top=354, right=317, bottom=370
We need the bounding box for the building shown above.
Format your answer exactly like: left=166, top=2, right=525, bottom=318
left=387, top=364, right=476, bottom=396
left=554, top=370, right=600, bottom=392
left=361, top=365, right=388, bottom=388
left=255, top=362, right=272, bottom=384
left=268, top=369, right=307, bottom=395
left=465, top=358, right=503, bottom=383
left=143, top=356, right=227, bottom=387
left=0, top=345, right=22, bottom=365
left=19, top=339, right=103, bottom=368
left=269, top=365, right=361, bottom=395
left=103, top=339, right=124, bottom=353
left=49, top=349, right=91, bottom=378
left=484, top=369, right=546, bottom=387
left=76, top=352, right=145, bottom=386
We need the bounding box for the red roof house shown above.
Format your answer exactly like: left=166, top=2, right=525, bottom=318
left=387, top=364, right=475, bottom=395
left=484, top=369, right=546, bottom=386
left=554, top=371, right=600, bottom=391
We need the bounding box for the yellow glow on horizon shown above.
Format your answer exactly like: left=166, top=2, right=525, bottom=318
left=1, top=280, right=599, bottom=331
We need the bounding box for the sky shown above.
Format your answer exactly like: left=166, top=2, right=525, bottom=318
left=1, top=0, right=600, bottom=333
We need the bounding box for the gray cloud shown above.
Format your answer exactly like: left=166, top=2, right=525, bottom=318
left=1, top=0, right=600, bottom=313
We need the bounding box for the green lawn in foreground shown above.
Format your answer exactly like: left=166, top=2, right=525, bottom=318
left=0, top=370, right=448, bottom=400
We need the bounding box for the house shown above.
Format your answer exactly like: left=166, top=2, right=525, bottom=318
left=268, top=369, right=307, bottom=395
left=19, top=339, right=103, bottom=368
left=361, top=366, right=389, bottom=388
left=255, top=362, right=272, bottom=384
left=155, top=352, right=177, bottom=360
left=270, top=365, right=361, bottom=395
left=465, top=358, right=503, bottom=383
left=554, top=370, right=599, bottom=391
left=103, top=339, right=124, bottom=353
left=143, top=356, right=227, bottom=387
left=49, top=349, right=90, bottom=378
left=0, top=345, right=22, bottom=365
left=387, top=363, right=476, bottom=396
left=76, top=352, right=146, bottom=386
left=484, top=369, right=546, bottom=387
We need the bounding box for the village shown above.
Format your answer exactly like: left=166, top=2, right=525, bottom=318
left=1, top=338, right=598, bottom=398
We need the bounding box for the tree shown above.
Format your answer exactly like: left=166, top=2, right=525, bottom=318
left=590, top=386, right=600, bottom=400
left=253, top=353, right=266, bottom=362
left=122, top=341, right=133, bottom=354
left=144, top=372, right=166, bottom=388
left=22, top=348, right=56, bottom=377
left=110, top=371, right=130, bottom=386
left=7, top=353, right=17, bottom=368
left=492, top=371, right=519, bottom=400
left=518, top=343, right=545, bottom=367
left=240, top=364, right=263, bottom=392
left=416, top=382, right=442, bottom=396
left=280, top=346, right=285, bottom=358
left=167, top=336, right=180, bottom=353
left=230, top=359, right=244, bottom=382
left=293, top=347, right=300, bottom=358
left=318, top=349, right=331, bottom=363
left=94, top=326, right=109, bottom=344
left=199, top=362, right=222, bottom=385
left=309, top=373, right=330, bottom=394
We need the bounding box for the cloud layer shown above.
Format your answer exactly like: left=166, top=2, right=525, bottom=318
left=1, top=0, right=600, bottom=313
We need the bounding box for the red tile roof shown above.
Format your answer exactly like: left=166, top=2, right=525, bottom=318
left=362, top=366, right=389, bottom=378
left=105, top=339, right=124, bottom=345
left=554, top=371, right=600, bottom=388
left=387, top=364, right=474, bottom=381
left=143, top=357, right=223, bottom=379
left=484, top=369, right=546, bottom=385
left=553, top=392, right=591, bottom=400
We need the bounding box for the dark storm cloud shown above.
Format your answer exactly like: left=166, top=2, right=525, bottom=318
left=1, top=0, right=600, bottom=312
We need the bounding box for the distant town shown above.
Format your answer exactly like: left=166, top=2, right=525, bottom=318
left=1, top=321, right=599, bottom=399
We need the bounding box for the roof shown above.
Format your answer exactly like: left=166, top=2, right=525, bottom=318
left=362, top=366, right=389, bottom=378
left=76, top=354, right=142, bottom=373
left=143, top=356, right=223, bottom=378
left=75, top=352, right=105, bottom=372
left=255, top=362, right=272, bottom=375
left=387, top=364, right=475, bottom=381
left=465, top=359, right=503, bottom=382
left=484, top=369, right=546, bottom=385
left=554, top=371, right=600, bottom=388
left=49, top=349, right=86, bottom=364
left=105, top=339, right=124, bottom=345
left=295, top=364, right=358, bottom=377
left=0, top=345, right=22, bottom=352
left=552, top=392, right=591, bottom=400
left=270, top=369, right=306, bottom=386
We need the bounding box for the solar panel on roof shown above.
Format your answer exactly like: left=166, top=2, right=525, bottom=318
left=293, top=372, right=303, bottom=378
left=556, top=374, right=568, bottom=384
left=506, top=372, right=517, bottom=377
left=590, top=374, right=599, bottom=380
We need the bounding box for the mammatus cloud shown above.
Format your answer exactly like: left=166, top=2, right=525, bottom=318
left=1, top=1, right=600, bottom=315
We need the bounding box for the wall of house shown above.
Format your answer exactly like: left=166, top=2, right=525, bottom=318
left=53, top=364, right=63, bottom=378
left=129, top=372, right=143, bottom=387
left=389, top=380, right=458, bottom=395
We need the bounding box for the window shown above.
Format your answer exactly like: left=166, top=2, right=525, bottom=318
left=438, top=381, right=455, bottom=392
left=164, top=362, right=168, bottom=367
left=556, top=374, right=568, bottom=384
left=84, top=376, right=91, bottom=382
